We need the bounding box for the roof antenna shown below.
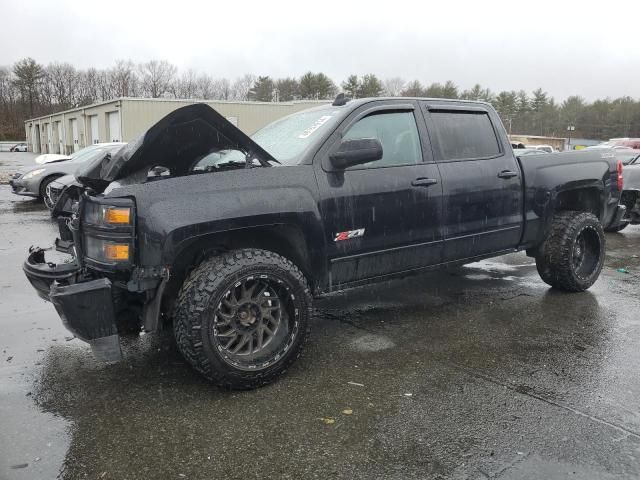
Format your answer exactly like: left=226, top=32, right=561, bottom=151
left=332, top=93, right=351, bottom=107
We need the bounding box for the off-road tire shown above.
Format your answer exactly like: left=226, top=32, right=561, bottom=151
left=173, top=249, right=312, bottom=389
left=604, top=221, right=629, bottom=233
left=535, top=211, right=605, bottom=292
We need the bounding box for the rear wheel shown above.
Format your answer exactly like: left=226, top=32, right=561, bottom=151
left=173, top=249, right=312, bottom=389
left=535, top=211, right=605, bottom=292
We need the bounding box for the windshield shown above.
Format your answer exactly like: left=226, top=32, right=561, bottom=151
left=70, top=145, right=123, bottom=163
left=68, top=145, right=101, bottom=160
left=199, top=108, right=342, bottom=168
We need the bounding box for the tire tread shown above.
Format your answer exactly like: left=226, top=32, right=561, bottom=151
left=535, top=211, right=605, bottom=292
left=173, top=249, right=311, bottom=389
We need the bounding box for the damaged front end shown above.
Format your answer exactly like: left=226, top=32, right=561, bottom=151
left=23, top=193, right=144, bottom=362
left=24, top=247, right=119, bottom=358
left=23, top=103, right=266, bottom=363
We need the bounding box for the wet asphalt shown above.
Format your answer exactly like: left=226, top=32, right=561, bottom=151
left=1, top=152, right=640, bottom=480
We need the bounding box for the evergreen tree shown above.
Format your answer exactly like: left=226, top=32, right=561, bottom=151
left=358, top=74, right=383, bottom=97
left=275, top=77, right=299, bottom=101
left=12, top=57, right=45, bottom=117
left=248, top=76, right=275, bottom=102
left=341, top=75, right=359, bottom=98
left=400, top=80, right=426, bottom=97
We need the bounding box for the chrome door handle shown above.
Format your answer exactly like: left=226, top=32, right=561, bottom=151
left=411, top=177, right=438, bottom=187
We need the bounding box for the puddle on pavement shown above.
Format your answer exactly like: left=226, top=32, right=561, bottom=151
left=350, top=333, right=396, bottom=352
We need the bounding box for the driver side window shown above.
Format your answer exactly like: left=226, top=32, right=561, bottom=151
left=342, top=111, right=422, bottom=169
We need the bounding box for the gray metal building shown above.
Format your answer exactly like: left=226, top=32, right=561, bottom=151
left=24, top=98, right=327, bottom=154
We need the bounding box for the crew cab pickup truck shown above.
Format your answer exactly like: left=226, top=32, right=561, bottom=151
left=24, top=97, right=626, bottom=389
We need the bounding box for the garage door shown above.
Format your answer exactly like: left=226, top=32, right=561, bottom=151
left=70, top=119, right=79, bottom=152
left=107, top=112, right=120, bottom=142
left=47, top=123, right=53, bottom=153
left=29, top=126, right=37, bottom=153
left=56, top=122, right=63, bottom=154
left=90, top=115, right=99, bottom=144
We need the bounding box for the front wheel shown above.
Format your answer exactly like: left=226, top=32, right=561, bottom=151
left=173, top=249, right=312, bottom=389
left=535, top=211, right=605, bottom=292
left=39, top=175, right=61, bottom=208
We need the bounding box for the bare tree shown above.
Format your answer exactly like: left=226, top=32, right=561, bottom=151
left=109, top=60, right=138, bottom=98
left=77, top=68, right=101, bottom=104
left=383, top=77, right=406, bottom=97
left=231, top=74, right=256, bottom=101
left=196, top=74, right=214, bottom=99
left=46, top=63, right=80, bottom=108
left=172, top=68, right=198, bottom=99
left=97, top=69, right=115, bottom=101
left=212, top=78, right=232, bottom=100
left=138, top=60, right=177, bottom=98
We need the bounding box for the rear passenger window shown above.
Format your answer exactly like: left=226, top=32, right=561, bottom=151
left=430, top=111, right=501, bottom=161
left=342, top=111, right=422, bottom=168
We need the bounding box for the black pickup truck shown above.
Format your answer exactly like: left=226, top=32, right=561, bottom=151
left=24, top=97, right=626, bottom=389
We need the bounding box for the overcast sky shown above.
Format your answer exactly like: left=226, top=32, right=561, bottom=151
left=1, top=0, right=639, bottom=101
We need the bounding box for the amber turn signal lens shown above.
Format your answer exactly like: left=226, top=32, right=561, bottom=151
left=103, top=243, right=130, bottom=261
left=103, top=207, right=131, bottom=224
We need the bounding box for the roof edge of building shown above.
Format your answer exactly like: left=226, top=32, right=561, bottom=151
left=24, top=97, right=330, bottom=124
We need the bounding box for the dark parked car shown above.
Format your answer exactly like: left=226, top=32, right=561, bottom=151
left=23, top=99, right=625, bottom=389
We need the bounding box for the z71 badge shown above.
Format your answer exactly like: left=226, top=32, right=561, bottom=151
left=334, top=228, right=366, bottom=242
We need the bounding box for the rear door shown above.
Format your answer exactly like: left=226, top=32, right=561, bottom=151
left=421, top=103, right=523, bottom=261
left=315, top=101, right=444, bottom=288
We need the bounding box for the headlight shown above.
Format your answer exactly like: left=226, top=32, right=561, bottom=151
left=81, top=196, right=135, bottom=270
left=22, top=168, right=46, bottom=180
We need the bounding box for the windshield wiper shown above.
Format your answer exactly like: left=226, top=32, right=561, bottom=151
left=245, top=151, right=280, bottom=168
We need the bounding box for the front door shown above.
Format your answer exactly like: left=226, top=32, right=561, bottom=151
left=315, top=102, right=443, bottom=288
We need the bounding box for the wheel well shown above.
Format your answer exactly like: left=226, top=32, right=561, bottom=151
left=554, top=187, right=601, bottom=220
left=38, top=174, right=63, bottom=197
left=163, top=225, right=314, bottom=313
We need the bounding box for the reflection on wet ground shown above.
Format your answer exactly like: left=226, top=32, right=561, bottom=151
left=1, top=154, right=640, bottom=479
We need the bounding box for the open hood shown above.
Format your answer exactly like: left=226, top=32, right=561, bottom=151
left=75, top=103, right=276, bottom=192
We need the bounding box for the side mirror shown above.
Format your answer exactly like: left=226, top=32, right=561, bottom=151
left=329, top=138, right=383, bottom=170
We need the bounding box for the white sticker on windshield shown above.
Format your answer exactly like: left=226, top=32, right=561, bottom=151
left=297, top=116, right=333, bottom=139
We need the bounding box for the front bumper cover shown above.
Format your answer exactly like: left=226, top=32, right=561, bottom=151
left=9, top=178, right=38, bottom=197
left=23, top=248, right=122, bottom=362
